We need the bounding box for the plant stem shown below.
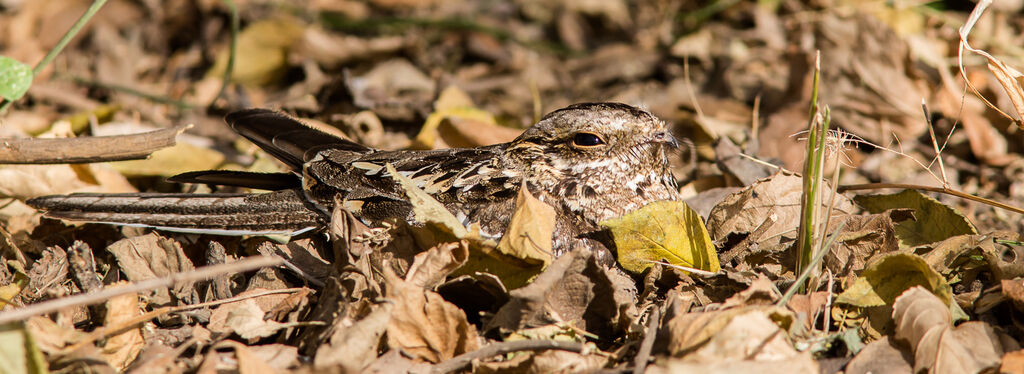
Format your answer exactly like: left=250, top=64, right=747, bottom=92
left=210, top=0, right=239, bottom=108
left=0, top=0, right=108, bottom=113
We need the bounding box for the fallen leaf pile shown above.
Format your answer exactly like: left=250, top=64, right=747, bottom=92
left=1, top=0, right=1024, bottom=373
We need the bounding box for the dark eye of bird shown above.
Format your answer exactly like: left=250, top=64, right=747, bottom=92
left=572, top=132, right=604, bottom=147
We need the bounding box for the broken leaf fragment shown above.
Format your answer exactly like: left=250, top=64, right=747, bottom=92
left=600, top=200, right=720, bottom=274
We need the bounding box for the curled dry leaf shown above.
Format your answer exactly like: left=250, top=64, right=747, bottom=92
left=106, top=233, right=195, bottom=306
left=384, top=269, right=480, bottom=363
left=656, top=310, right=818, bottom=373
left=836, top=252, right=952, bottom=308
left=495, top=182, right=555, bottom=267
left=600, top=200, right=720, bottom=274
left=844, top=336, right=913, bottom=374
left=101, top=283, right=144, bottom=370
left=854, top=189, right=977, bottom=248
left=314, top=300, right=393, bottom=371
left=893, top=286, right=1004, bottom=374
left=208, top=288, right=300, bottom=339
left=707, top=171, right=856, bottom=264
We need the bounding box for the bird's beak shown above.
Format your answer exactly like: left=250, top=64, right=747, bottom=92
left=652, top=131, right=679, bottom=149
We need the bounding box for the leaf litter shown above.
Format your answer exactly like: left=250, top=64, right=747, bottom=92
left=2, top=1, right=1024, bottom=373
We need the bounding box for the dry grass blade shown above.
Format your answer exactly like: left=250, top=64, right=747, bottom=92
left=957, top=0, right=1024, bottom=128
left=0, top=124, right=192, bottom=164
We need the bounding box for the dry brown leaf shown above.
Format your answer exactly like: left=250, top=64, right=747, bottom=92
left=25, top=316, right=88, bottom=354
left=106, top=233, right=195, bottom=306
left=405, top=241, right=469, bottom=290
left=208, top=288, right=296, bottom=339
left=211, top=341, right=278, bottom=374
left=314, top=301, right=393, bottom=371
left=707, top=171, right=856, bottom=267
left=844, top=336, right=914, bottom=374
left=495, top=182, right=555, bottom=266
left=101, top=283, right=144, bottom=370
left=385, top=269, right=479, bottom=363
left=659, top=310, right=817, bottom=372
left=893, top=286, right=1004, bottom=374
left=485, top=249, right=637, bottom=341
left=1002, top=349, right=1024, bottom=374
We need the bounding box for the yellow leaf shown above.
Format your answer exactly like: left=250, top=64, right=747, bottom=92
left=207, top=18, right=304, bottom=87
left=495, top=183, right=555, bottom=266
left=835, top=252, right=952, bottom=308
left=108, top=143, right=225, bottom=177
left=600, top=200, right=720, bottom=274
left=413, top=86, right=498, bottom=149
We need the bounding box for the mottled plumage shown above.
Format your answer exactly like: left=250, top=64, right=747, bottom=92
left=28, top=102, right=680, bottom=258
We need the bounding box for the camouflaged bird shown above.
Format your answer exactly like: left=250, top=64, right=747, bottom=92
left=27, top=102, right=681, bottom=259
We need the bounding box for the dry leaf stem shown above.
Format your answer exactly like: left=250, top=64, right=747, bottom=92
left=0, top=0, right=109, bottom=113
left=838, top=183, right=1024, bottom=215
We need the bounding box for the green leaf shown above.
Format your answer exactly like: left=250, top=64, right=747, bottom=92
left=835, top=252, right=952, bottom=307
left=0, top=56, right=33, bottom=101
left=600, top=200, right=720, bottom=274
left=854, top=189, right=976, bottom=248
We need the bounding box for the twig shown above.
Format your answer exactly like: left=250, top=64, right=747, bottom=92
left=0, top=124, right=191, bottom=164
left=431, top=340, right=587, bottom=374
left=921, top=100, right=949, bottom=187
left=0, top=255, right=284, bottom=324
left=632, top=307, right=660, bottom=374
left=0, top=0, right=109, bottom=112
left=64, top=287, right=307, bottom=352
left=837, top=183, right=1024, bottom=215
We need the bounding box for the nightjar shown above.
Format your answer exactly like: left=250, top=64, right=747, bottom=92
left=27, top=102, right=681, bottom=260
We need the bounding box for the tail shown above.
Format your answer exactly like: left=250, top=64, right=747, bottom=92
left=26, top=189, right=323, bottom=236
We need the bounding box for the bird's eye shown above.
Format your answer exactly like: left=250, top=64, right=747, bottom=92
left=572, top=132, right=605, bottom=147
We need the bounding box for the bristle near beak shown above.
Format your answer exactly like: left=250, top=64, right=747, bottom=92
left=652, top=131, right=679, bottom=149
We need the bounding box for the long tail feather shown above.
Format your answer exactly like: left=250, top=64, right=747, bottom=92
left=26, top=189, right=322, bottom=235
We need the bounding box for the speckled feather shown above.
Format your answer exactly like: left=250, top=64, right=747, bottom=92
left=27, top=103, right=680, bottom=260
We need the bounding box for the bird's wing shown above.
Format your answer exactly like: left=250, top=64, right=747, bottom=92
left=303, top=145, right=513, bottom=220
left=225, top=109, right=371, bottom=172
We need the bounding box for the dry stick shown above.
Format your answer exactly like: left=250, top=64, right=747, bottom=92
left=837, top=183, right=1024, bottom=215
left=632, top=307, right=661, bottom=374
left=0, top=255, right=284, bottom=324
left=431, top=340, right=587, bottom=374
left=0, top=124, right=191, bottom=164
left=64, top=287, right=307, bottom=353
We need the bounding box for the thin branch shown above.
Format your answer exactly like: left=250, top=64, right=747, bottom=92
left=837, top=183, right=1024, bottom=215
left=64, top=287, right=308, bottom=352
left=632, top=307, right=661, bottom=374
left=0, top=124, right=191, bottom=164
left=431, top=340, right=588, bottom=374
left=0, top=255, right=284, bottom=324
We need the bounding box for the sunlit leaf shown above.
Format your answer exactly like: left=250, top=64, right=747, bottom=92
left=854, top=189, right=976, bottom=248
left=835, top=252, right=952, bottom=307
left=600, top=200, right=720, bottom=274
